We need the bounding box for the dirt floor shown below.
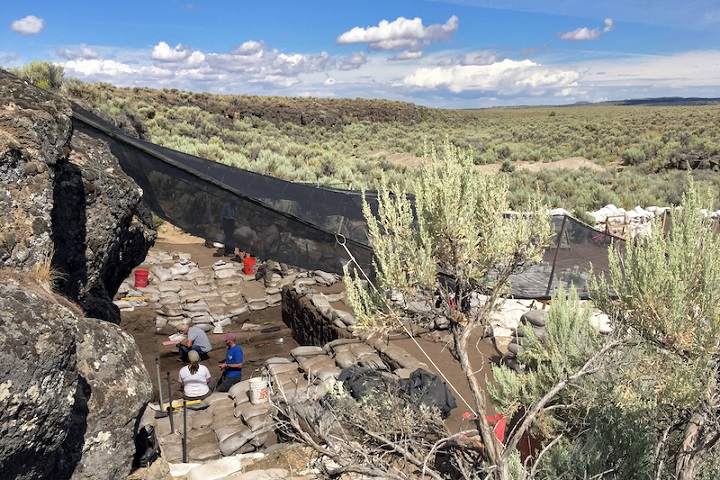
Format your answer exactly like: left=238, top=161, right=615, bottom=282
left=121, top=224, right=502, bottom=434
left=120, top=224, right=300, bottom=405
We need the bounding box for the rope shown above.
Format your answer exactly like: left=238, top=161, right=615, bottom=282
left=335, top=234, right=475, bottom=413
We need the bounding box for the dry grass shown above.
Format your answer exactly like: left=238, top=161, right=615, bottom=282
left=30, top=245, right=64, bottom=292
left=0, top=248, right=84, bottom=317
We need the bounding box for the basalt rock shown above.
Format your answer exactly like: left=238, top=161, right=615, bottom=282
left=0, top=69, right=156, bottom=324
left=0, top=278, right=152, bottom=480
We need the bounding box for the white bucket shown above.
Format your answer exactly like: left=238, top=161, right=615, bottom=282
left=249, top=377, right=268, bottom=404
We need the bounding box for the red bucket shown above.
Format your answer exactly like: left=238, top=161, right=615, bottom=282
left=134, top=269, right=149, bottom=288
left=243, top=257, right=257, bottom=275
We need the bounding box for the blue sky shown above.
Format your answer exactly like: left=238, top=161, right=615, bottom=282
left=3, top=0, right=720, bottom=108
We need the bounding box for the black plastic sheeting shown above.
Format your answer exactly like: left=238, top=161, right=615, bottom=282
left=71, top=104, right=621, bottom=299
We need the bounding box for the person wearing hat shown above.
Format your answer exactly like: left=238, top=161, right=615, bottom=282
left=177, top=324, right=212, bottom=362
left=216, top=332, right=243, bottom=392
left=178, top=350, right=214, bottom=400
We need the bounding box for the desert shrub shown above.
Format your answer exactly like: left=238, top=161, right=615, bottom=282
left=12, top=61, right=64, bottom=90
left=500, top=159, right=515, bottom=173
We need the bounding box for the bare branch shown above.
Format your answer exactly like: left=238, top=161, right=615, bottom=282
left=527, top=433, right=563, bottom=479
left=503, top=339, right=623, bottom=460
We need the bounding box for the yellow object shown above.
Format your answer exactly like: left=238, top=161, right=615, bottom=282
left=170, top=399, right=201, bottom=408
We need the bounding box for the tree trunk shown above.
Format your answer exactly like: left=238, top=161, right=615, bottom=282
left=675, top=412, right=710, bottom=480
left=454, top=321, right=510, bottom=480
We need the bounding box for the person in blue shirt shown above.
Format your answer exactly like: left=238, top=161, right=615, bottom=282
left=216, top=332, right=243, bottom=392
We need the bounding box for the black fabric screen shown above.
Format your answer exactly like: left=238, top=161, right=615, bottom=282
left=72, top=105, right=621, bottom=299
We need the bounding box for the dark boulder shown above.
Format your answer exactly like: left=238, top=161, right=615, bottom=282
left=0, top=277, right=152, bottom=480
left=0, top=69, right=156, bottom=324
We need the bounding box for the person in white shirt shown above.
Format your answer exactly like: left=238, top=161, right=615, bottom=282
left=178, top=350, right=214, bottom=400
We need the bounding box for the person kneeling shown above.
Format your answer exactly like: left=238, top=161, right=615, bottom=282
left=216, top=332, right=243, bottom=392
left=179, top=350, right=214, bottom=401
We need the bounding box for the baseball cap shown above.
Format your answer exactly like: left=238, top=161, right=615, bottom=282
left=188, top=350, right=200, bottom=362
left=222, top=332, right=236, bottom=342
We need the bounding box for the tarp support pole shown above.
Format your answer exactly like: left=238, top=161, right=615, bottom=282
left=545, top=215, right=567, bottom=298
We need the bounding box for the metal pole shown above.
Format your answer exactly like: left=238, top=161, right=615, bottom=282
left=182, top=400, right=188, bottom=463
left=545, top=215, right=568, bottom=298
left=155, top=357, right=167, bottom=418
left=166, top=372, right=175, bottom=433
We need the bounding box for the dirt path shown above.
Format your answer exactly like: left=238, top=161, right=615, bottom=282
left=369, top=150, right=610, bottom=174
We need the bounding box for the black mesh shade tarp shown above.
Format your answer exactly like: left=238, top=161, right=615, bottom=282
left=71, top=105, right=621, bottom=299
left=72, top=105, right=375, bottom=275
left=507, top=215, right=621, bottom=299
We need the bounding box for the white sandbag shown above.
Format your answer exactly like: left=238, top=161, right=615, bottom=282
left=230, top=468, right=290, bottom=480
left=291, top=346, right=324, bottom=359
left=191, top=315, right=215, bottom=325
left=358, top=354, right=388, bottom=371
left=265, top=356, right=292, bottom=365
left=218, top=427, right=254, bottom=457
left=314, top=270, right=337, bottom=283
left=230, top=305, right=250, bottom=316
left=170, top=265, right=191, bottom=276
left=333, top=350, right=358, bottom=369
left=169, top=463, right=201, bottom=477
left=240, top=403, right=276, bottom=421
left=152, top=267, right=173, bottom=282
left=267, top=362, right=299, bottom=376
left=228, top=379, right=253, bottom=400
left=184, top=302, right=209, bottom=313
left=335, top=310, right=356, bottom=326
left=266, top=293, right=282, bottom=305
left=245, top=414, right=273, bottom=432
left=158, top=282, right=182, bottom=293
left=155, top=317, right=168, bottom=329
left=215, top=268, right=239, bottom=280
left=194, top=323, right=213, bottom=332
left=214, top=420, right=247, bottom=443
left=349, top=343, right=376, bottom=357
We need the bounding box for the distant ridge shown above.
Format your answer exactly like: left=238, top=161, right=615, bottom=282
left=463, top=96, right=720, bottom=111
left=590, top=97, right=720, bottom=107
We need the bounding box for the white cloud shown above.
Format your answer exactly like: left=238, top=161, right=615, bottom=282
left=11, top=15, right=45, bottom=35
left=55, top=44, right=100, bottom=60
left=151, top=42, right=192, bottom=62
left=560, top=18, right=613, bottom=41
left=401, top=58, right=580, bottom=95
left=64, top=58, right=171, bottom=81
left=337, top=16, right=458, bottom=58
left=581, top=50, right=720, bottom=89
left=391, top=51, right=425, bottom=61
left=232, top=40, right=264, bottom=56
left=323, top=77, right=336, bottom=86
left=337, top=52, right=368, bottom=70
left=438, top=50, right=498, bottom=66
left=186, top=50, right=206, bottom=66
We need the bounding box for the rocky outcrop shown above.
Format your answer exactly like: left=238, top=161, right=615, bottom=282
left=0, top=276, right=152, bottom=480
left=0, top=69, right=156, bottom=324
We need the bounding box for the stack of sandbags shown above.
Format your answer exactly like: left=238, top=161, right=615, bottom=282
left=502, top=309, right=547, bottom=373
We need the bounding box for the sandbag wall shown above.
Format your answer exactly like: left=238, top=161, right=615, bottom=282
left=281, top=286, right=354, bottom=347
